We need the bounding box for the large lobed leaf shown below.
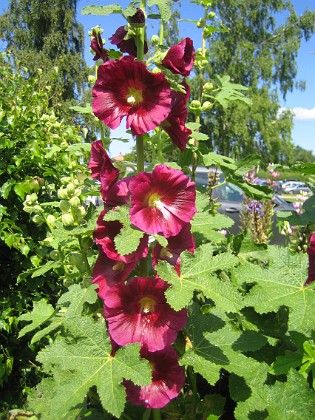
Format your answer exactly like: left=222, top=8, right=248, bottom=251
left=156, top=243, right=241, bottom=311
left=236, top=246, right=315, bottom=334
left=32, top=316, right=151, bottom=419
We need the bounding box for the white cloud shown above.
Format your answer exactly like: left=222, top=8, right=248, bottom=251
left=279, top=106, right=315, bottom=121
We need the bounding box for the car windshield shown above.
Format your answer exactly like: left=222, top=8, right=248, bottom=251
left=212, top=183, right=243, bottom=202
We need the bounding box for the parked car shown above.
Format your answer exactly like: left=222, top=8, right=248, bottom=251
left=282, top=182, right=312, bottom=195
left=194, top=171, right=294, bottom=245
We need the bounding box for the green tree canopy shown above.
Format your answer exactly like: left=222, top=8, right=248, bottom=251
left=0, top=0, right=87, bottom=103
left=193, top=0, right=315, bottom=165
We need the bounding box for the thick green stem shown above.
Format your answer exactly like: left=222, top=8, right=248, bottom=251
left=157, top=129, right=164, bottom=164
left=187, top=365, right=197, bottom=416
left=152, top=408, right=161, bottom=420
left=78, top=236, right=92, bottom=277
left=136, top=134, right=145, bottom=173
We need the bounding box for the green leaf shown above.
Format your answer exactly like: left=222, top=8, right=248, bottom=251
left=264, top=370, right=315, bottom=419
left=69, top=105, right=92, bottom=114
left=57, top=284, right=98, bottom=319
left=34, top=317, right=151, bottom=418
left=66, top=142, right=92, bottom=152
left=18, top=299, right=54, bottom=338
left=156, top=244, right=241, bottom=311
left=271, top=351, right=303, bottom=375
left=237, top=247, right=315, bottom=334
left=31, top=260, right=61, bottom=278
left=148, top=0, right=172, bottom=21
left=103, top=205, right=130, bottom=225
left=202, top=152, right=237, bottom=171
left=114, top=225, right=145, bottom=256
left=81, top=4, right=122, bottom=16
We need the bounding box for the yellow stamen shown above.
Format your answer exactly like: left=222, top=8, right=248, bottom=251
left=139, top=297, right=156, bottom=314
left=127, top=87, right=143, bottom=105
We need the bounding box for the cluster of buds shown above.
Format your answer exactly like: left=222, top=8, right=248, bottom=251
left=57, top=177, right=86, bottom=227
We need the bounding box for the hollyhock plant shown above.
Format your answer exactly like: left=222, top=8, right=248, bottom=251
left=92, top=253, right=137, bottom=299
left=103, top=276, right=187, bottom=351
left=305, top=232, right=315, bottom=286
left=152, top=223, right=195, bottom=274
left=161, top=82, right=192, bottom=151
left=129, top=164, right=196, bottom=238
left=123, top=346, right=185, bottom=408
left=161, top=37, right=195, bottom=77
left=92, top=56, right=172, bottom=136
left=94, top=210, right=149, bottom=263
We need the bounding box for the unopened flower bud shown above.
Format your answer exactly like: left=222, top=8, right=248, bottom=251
left=62, top=213, right=75, bottom=226
left=60, top=200, right=70, bottom=213
left=69, top=196, right=81, bottom=208
left=57, top=188, right=68, bottom=200
left=201, top=101, right=213, bottom=111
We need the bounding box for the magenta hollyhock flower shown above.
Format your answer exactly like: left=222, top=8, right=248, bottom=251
left=152, top=223, right=195, bottom=274
left=129, top=165, right=196, bottom=238
left=161, top=38, right=195, bottom=77
left=103, top=277, right=187, bottom=351
left=88, top=141, right=119, bottom=196
left=94, top=210, right=149, bottom=264
left=161, top=82, right=192, bottom=151
left=92, top=56, right=172, bottom=136
left=109, top=27, right=148, bottom=57
left=90, top=29, right=108, bottom=62
left=305, top=233, right=315, bottom=286
left=92, top=253, right=137, bottom=299
left=123, top=346, right=185, bottom=408
left=103, top=177, right=133, bottom=207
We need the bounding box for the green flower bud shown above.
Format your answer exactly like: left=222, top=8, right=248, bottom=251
left=46, top=214, right=56, bottom=228
left=25, top=193, right=38, bottom=205
left=201, top=101, right=213, bottom=111
left=69, top=196, right=81, bottom=208
left=62, top=213, right=75, bottom=226
left=50, top=250, right=61, bottom=260
left=203, top=82, right=214, bottom=92
left=190, top=100, right=202, bottom=112
left=66, top=182, right=76, bottom=196
left=207, top=11, right=216, bottom=19
left=32, top=214, right=44, bottom=225
left=151, top=35, right=160, bottom=46
left=57, top=188, right=68, bottom=200
left=60, top=176, right=71, bottom=185
left=88, top=75, right=96, bottom=84
left=60, top=200, right=70, bottom=213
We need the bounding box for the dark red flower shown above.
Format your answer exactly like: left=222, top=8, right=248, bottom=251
left=90, top=29, right=108, bottom=62
left=94, top=210, right=149, bottom=264
left=129, top=165, right=196, bottom=238
left=124, top=346, right=185, bottom=408
left=92, top=56, right=172, bottom=136
left=88, top=141, right=119, bottom=197
left=152, top=223, right=195, bottom=274
left=103, top=277, right=187, bottom=351
left=161, top=38, right=195, bottom=77
left=103, top=177, right=133, bottom=207
left=305, top=233, right=315, bottom=286
left=92, top=253, right=137, bottom=299
left=161, top=82, right=191, bottom=151
left=109, top=26, right=148, bottom=57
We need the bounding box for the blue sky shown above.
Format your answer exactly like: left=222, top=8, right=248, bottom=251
left=1, top=0, right=314, bottom=158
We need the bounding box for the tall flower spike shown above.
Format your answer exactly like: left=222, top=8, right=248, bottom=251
left=161, top=38, right=195, bottom=77
left=103, top=276, right=187, bottom=352
left=129, top=164, right=196, bottom=238
left=92, top=56, right=172, bottom=136
left=123, top=346, right=186, bottom=408
left=305, top=233, right=315, bottom=286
